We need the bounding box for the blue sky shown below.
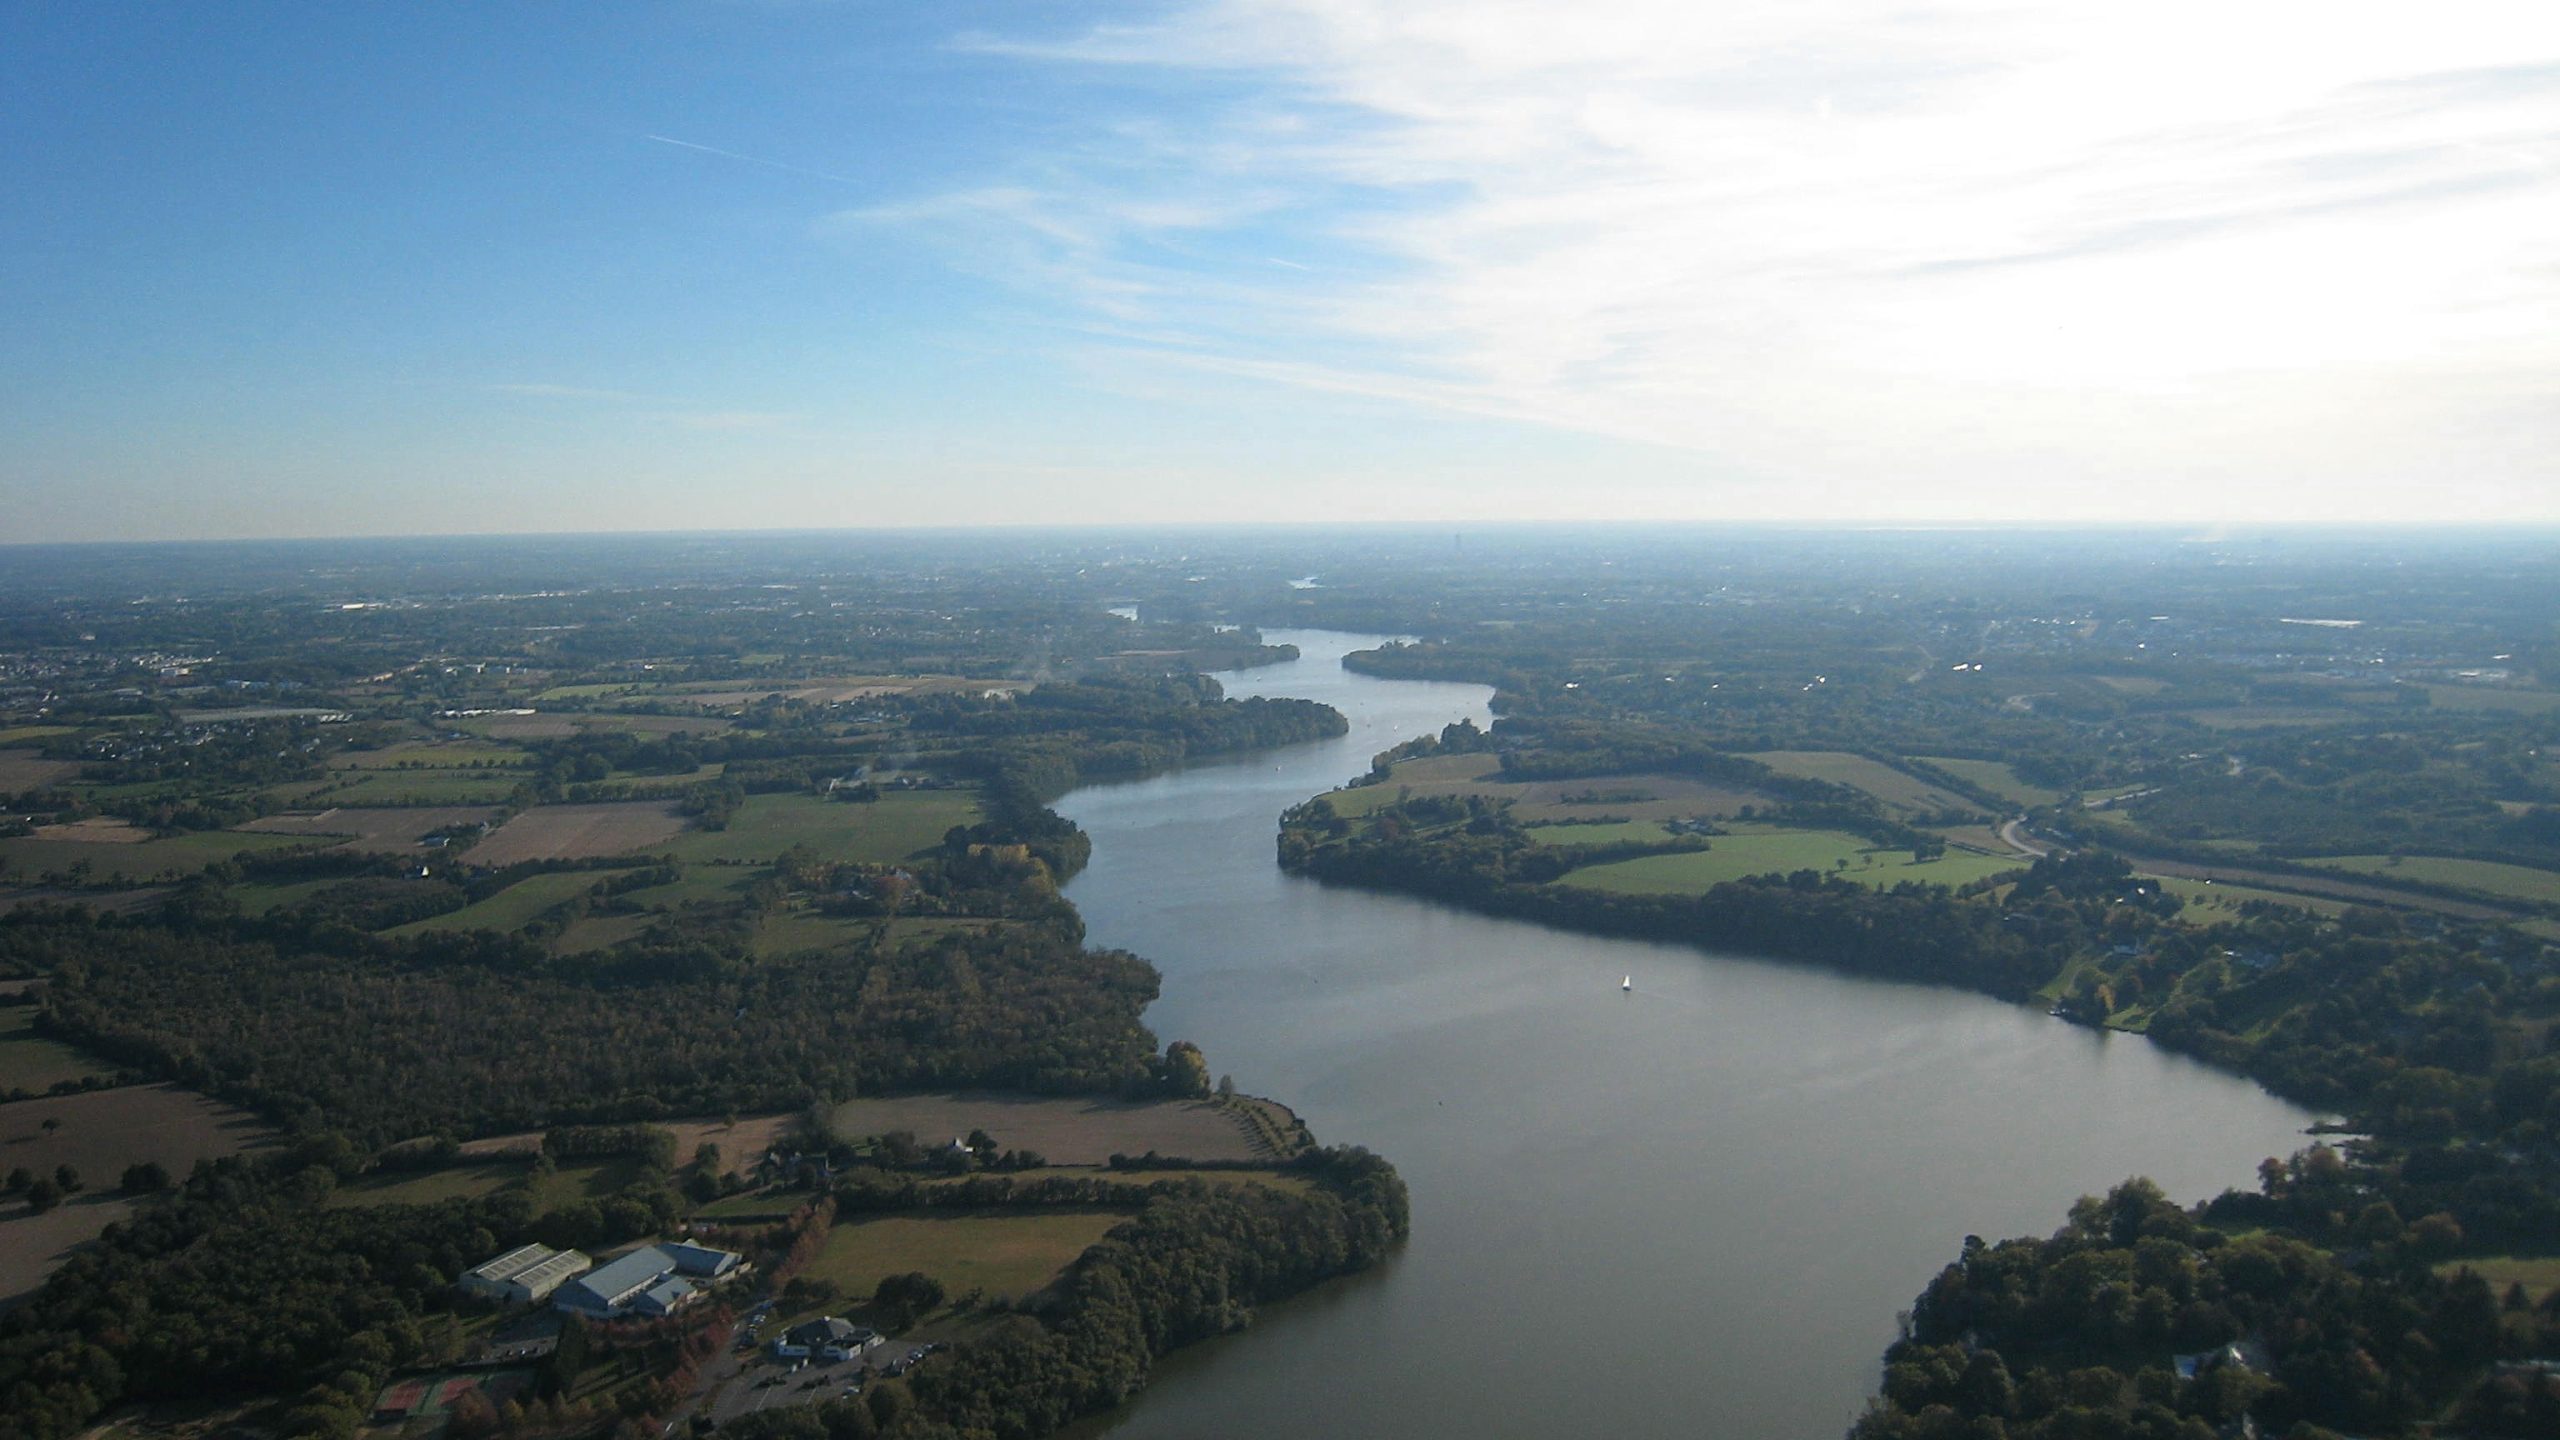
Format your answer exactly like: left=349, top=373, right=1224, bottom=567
left=5, top=2, right=2556, bottom=541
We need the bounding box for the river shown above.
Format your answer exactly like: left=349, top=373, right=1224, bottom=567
left=1054, top=630, right=2321, bottom=1440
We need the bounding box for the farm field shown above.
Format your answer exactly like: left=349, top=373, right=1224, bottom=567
left=750, top=909, right=870, bottom=958
left=1523, top=820, right=1675, bottom=846
left=0, top=1083, right=278, bottom=1304
left=877, top=917, right=1012, bottom=951
left=1913, top=757, right=2064, bottom=809
left=662, top=791, right=979, bottom=867
left=335, top=741, right=532, bottom=769
left=1740, top=751, right=1978, bottom=817
left=237, top=804, right=499, bottom=853
left=2176, top=708, right=2359, bottom=730
left=290, top=770, right=523, bottom=806
left=551, top=912, right=657, bottom=954
left=328, top=1159, right=526, bottom=1209
left=463, top=712, right=732, bottom=741
left=228, top=876, right=345, bottom=915
left=2154, top=876, right=2351, bottom=920
left=0, top=830, right=308, bottom=884
left=2441, top=1256, right=2560, bottom=1306
left=1327, top=756, right=1763, bottom=824
left=469, top=801, right=688, bottom=865
left=0, top=751, right=79, bottom=793
left=0, top=727, right=77, bottom=747
left=618, top=868, right=756, bottom=910
left=2417, top=685, right=2560, bottom=715
left=790, top=1210, right=1129, bottom=1320
left=30, top=818, right=150, bottom=844
left=1561, top=829, right=2025, bottom=895
left=0, top=1008, right=120, bottom=1093
left=2301, top=854, right=2560, bottom=907
left=2091, top=675, right=2172, bottom=696
left=385, top=869, right=630, bottom=936
left=829, top=1094, right=1259, bottom=1166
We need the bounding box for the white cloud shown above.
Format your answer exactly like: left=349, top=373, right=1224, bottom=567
left=908, top=0, right=2560, bottom=518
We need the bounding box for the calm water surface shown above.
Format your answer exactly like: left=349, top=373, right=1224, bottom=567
left=1056, top=630, right=2320, bottom=1440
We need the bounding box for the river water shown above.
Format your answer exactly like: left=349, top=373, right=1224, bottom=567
left=1055, top=630, right=2320, bottom=1440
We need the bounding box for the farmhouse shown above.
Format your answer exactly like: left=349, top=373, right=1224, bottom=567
left=551, top=1241, right=743, bottom=1318
left=458, top=1243, right=593, bottom=1305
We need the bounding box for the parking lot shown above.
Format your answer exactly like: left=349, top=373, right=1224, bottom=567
left=686, top=1317, right=940, bottom=1429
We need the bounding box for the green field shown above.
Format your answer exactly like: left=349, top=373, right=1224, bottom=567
left=751, top=909, right=871, bottom=958
left=1523, top=820, right=1676, bottom=846
left=2417, top=685, right=2560, bottom=715
left=0, top=830, right=310, bottom=883
left=1913, top=757, right=2064, bottom=809
left=662, top=791, right=979, bottom=867
left=2155, top=876, right=2349, bottom=920
left=790, top=1210, right=1129, bottom=1320
left=1561, top=828, right=2024, bottom=894
left=297, top=770, right=525, bottom=806
left=330, top=1160, right=527, bottom=1209
left=335, top=742, right=532, bottom=770
left=384, top=870, right=628, bottom=936
left=551, top=913, right=658, bottom=954
left=1323, top=754, right=1505, bottom=818
left=1742, top=751, right=1979, bottom=817
left=0, top=726, right=78, bottom=746
left=0, top=1007, right=120, bottom=1092
left=2301, top=854, right=2560, bottom=907
left=228, top=877, right=350, bottom=916
left=2177, top=708, right=2357, bottom=730
left=2440, top=1255, right=2560, bottom=1306
left=619, top=869, right=757, bottom=910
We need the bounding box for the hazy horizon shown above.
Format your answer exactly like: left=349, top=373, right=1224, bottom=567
left=6, top=2, right=2555, bottom=542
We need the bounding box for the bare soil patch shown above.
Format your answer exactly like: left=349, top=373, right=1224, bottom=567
left=663, top=1114, right=797, bottom=1174
left=467, top=801, right=687, bottom=865
left=0, top=751, right=77, bottom=794
left=239, top=805, right=501, bottom=854
left=29, top=818, right=152, bottom=844
left=0, top=1084, right=278, bottom=1305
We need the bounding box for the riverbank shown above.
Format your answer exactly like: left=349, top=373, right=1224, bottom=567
left=1054, top=629, right=2322, bottom=1440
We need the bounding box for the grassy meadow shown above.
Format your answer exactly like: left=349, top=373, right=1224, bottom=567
left=663, top=791, right=979, bottom=867
left=1562, top=828, right=2024, bottom=895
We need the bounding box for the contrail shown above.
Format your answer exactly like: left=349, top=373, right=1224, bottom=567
left=642, top=133, right=863, bottom=187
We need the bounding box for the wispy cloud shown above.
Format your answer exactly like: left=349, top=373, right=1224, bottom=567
left=643, top=133, right=865, bottom=187
left=889, top=1, right=2560, bottom=511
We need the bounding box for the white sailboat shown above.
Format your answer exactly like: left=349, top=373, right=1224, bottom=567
left=1621, top=975, right=1632, bottom=991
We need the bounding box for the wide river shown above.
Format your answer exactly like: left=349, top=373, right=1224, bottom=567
left=1055, top=630, right=2320, bottom=1440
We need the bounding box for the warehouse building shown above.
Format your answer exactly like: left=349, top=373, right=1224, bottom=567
left=457, top=1244, right=594, bottom=1305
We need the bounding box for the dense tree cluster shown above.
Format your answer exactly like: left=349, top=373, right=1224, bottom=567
left=1855, top=1177, right=2560, bottom=1439
left=23, top=913, right=1165, bottom=1143
left=0, top=1150, right=523, bottom=1439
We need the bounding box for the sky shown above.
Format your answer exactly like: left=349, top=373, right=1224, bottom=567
left=3, top=1, right=2556, bottom=541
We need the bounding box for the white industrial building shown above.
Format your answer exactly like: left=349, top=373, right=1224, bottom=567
left=457, top=1243, right=594, bottom=1305
left=552, top=1241, right=744, bottom=1319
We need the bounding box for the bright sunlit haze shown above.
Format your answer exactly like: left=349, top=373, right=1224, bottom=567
left=4, top=1, right=2555, bottom=541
